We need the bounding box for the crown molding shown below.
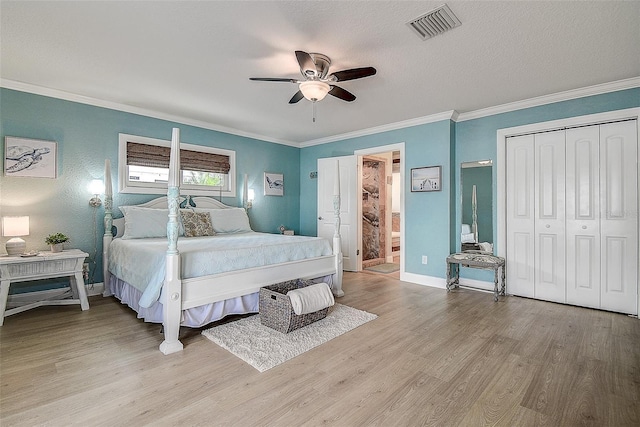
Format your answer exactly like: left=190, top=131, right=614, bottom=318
left=456, top=76, right=640, bottom=122
left=3, top=77, right=638, bottom=148
left=299, top=110, right=458, bottom=147
left=0, top=79, right=299, bottom=148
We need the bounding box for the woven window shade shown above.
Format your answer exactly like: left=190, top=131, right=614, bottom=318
left=127, top=142, right=230, bottom=174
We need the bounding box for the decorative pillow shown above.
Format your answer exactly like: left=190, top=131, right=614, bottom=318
left=180, top=211, right=215, bottom=237
left=195, top=207, right=252, bottom=234
left=119, top=206, right=185, bottom=239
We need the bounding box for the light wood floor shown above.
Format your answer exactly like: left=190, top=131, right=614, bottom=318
left=1, top=272, right=639, bottom=426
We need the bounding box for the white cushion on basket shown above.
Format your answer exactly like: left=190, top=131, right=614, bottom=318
left=287, top=282, right=334, bottom=315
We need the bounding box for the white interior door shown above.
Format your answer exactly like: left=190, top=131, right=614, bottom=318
left=533, top=130, right=566, bottom=303
left=318, top=156, right=358, bottom=271
left=506, top=134, right=535, bottom=298
left=566, top=125, right=601, bottom=308
left=599, top=121, right=638, bottom=314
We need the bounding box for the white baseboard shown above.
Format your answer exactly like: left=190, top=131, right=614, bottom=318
left=400, top=272, right=447, bottom=289
left=8, top=282, right=104, bottom=305
left=399, top=272, right=494, bottom=294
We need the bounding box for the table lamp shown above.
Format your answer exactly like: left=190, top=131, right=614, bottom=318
left=2, top=216, right=29, bottom=256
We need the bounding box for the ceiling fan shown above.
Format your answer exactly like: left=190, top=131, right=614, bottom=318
left=249, top=50, right=376, bottom=104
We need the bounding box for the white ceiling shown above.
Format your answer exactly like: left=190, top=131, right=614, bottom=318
left=2, top=1, right=639, bottom=146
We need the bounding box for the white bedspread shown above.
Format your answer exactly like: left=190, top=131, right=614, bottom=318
left=108, top=232, right=333, bottom=308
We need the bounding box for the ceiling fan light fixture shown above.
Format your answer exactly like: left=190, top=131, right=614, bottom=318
left=299, top=81, right=330, bottom=102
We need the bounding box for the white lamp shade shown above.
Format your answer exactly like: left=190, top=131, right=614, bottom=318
left=2, top=216, right=29, bottom=237
left=88, top=179, right=105, bottom=195
left=299, top=81, right=330, bottom=101
left=2, top=216, right=29, bottom=256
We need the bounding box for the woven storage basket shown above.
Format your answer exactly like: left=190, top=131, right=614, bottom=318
left=259, top=279, right=329, bottom=333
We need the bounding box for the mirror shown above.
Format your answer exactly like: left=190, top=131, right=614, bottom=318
left=461, top=160, right=493, bottom=253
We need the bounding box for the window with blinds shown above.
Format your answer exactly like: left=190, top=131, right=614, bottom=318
left=118, top=133, right=236, bottom=196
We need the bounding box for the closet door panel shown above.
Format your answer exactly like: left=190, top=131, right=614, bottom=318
left=506, top=135, right=535, bottom=298
left=566, top=126, right=600, bottom=308
left=599, top=121, right=638, bottom=314
left=534, top=131, right=566, bottom=303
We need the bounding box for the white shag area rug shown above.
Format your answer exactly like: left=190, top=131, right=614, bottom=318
left=202, top=303, right=377, bottom=372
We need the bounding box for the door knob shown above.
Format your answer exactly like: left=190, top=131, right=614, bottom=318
left=582, top=225, right=587, bottom=229
left=546, top=224, right=550, bottom=228
left=318, top=216, right=323, bottom=220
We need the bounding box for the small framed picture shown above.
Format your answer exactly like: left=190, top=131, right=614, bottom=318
left=4, top=136, right=58, bottom=178
left=411, top=166, right=441, bottom=192
left=264, top=172, right=284, bottom=196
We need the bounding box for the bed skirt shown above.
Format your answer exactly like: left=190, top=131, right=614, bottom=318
left=107, top=274, right=334, bottom=328
left=107, top=276, right=259, bottom=327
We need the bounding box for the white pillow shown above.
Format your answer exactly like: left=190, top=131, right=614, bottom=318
left=119, top=206, right=185, bottom=239
left=195, top=207, right=252, bottom=234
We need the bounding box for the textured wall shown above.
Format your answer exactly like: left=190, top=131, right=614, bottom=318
left=299, top=120, right=454, bottom=279
left=2, top=86, right=637, bottom=292
left=0, top=89, right=301, bottom=290
left=300, top=88, right=640, bottom=282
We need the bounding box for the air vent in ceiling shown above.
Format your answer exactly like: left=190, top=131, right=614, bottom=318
left=407, top=4, right=461, bottom=40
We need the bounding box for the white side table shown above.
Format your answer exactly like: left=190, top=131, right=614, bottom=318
left=0, top=249, right=90, bottom=325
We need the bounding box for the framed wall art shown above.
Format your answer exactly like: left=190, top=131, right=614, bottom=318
left=264, top=172, right=284, bottom=196
left=411, top=165, right=441, bottom=192
left=4, top=136, right=58, bottom=178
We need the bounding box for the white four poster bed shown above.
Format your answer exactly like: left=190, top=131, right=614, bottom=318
left=102, top=128, right=344, bottom=355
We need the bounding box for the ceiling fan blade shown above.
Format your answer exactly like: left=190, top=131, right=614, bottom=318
left=289, top=90, right=304, bottom=104
left=330, top=67, right=377, bottom=82
left=249, top=77, right=298, bottom=83
left=329, top=85, right=356, bottom=102
left=295, top=50, right=317, bottom=78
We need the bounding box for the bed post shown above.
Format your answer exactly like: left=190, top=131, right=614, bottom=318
left=102, top=159, right=113, bottom=297
left=159, top=127, right=184, bottom=355
left=332, top=159, right=344, bottom=297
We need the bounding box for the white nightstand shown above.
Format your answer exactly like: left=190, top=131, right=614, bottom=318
left=0, top=249, right=90, bottom=325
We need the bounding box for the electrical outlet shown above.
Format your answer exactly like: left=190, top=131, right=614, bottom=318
left=421, top=256, right=428, bottom=265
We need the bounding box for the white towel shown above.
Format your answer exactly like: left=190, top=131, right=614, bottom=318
left=461, top=232, right=476, bottom=243
left=479, top=242, right=493, bottom=253
left=287, top=282, right=335, bottom=315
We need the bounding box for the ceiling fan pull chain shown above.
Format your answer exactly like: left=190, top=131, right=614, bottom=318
left=312, top=101, right=317, bottom=123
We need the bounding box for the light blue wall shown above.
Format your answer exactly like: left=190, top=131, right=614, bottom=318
left=299, top=120, right=454, bottom=278
left=300, top=87, right=640, bottom=283
left=0, top=88, right=301, bottom=289
left=2, top=86, right=638, bottom=292
left=454, top=87, right=640, bottom=282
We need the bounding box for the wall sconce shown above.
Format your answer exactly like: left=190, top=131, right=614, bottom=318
left=246, top=189, right=255, bottom=209
left=88, top=179, right=105, bottom=207
left=2, top=216, right=29, bottom=256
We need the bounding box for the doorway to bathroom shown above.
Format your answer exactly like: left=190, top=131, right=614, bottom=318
left=356, top=146, right=403, bottom=277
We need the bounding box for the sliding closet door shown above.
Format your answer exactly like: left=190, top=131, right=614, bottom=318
left=506, top=135, right=535, bottom=298
left=533, top=130, right=566, bottom=303
left=566, top=126, right=601, bottom=308
left=599, top=121, right=638, bottom=314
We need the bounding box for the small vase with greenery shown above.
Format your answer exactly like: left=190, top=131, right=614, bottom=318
left=45, top=233, right=69, bottom=252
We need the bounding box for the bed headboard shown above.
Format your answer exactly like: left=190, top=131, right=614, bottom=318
left=112, top=196, right=236, bottom=238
